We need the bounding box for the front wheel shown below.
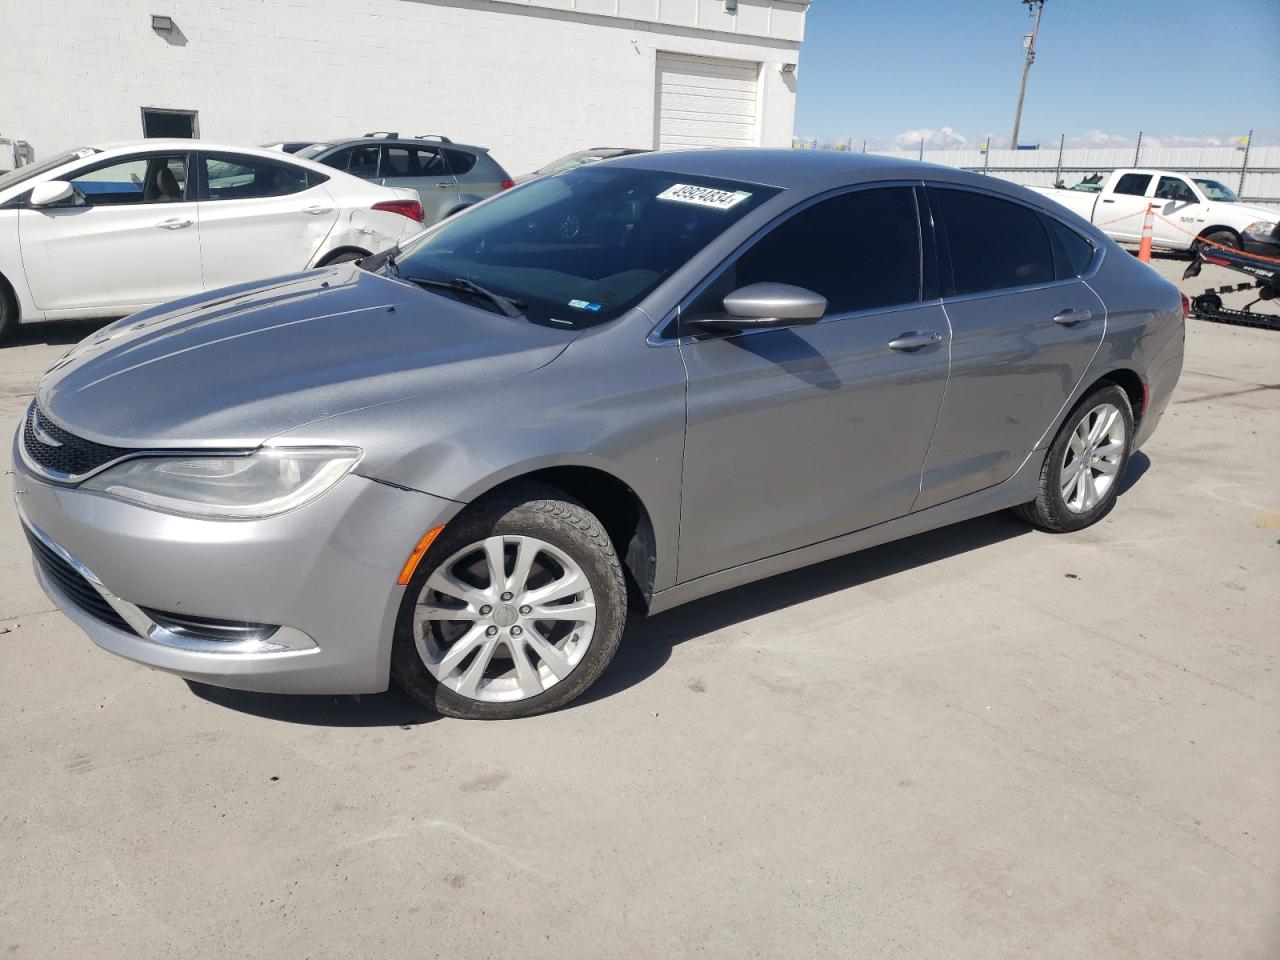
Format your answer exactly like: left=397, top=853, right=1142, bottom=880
left=391, top=485, right=627, bottom=719
left=1015, top=384, right=1134, bottom=532
left=1193, top=229, right=1241, bottom=256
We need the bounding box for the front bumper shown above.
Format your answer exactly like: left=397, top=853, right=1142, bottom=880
left=13, top=448, right=460, bottom=695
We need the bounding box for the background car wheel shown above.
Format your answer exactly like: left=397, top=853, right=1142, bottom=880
left=391, top=484, right=627, bottom=719
left=1193, top=229, right=1241, bottom=255
left=1014, top=383, right=1134, bottom=533
left=0, top=280, right=15, bottom=341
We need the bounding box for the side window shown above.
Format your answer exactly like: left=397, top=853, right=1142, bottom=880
left=1113, top=173, right=1153, bottom=197
left=687, top=187, right=922, bottom=321
left=442, top=148, right=477, bottom=176
left=1045, top=216, right=1097, bottom=279
left=934, top=189, right=1055, bottom=295
left=1155, top=176, right=1196, bottom=203
left=203, top=155, right=310, bottom=201
left=347, top=146, right=380, bottom=178
left=317, top=147, right=351, bottom=172
left=69, top=155, right=188, bottom=205
left=383, top=147, right=448, bottom=178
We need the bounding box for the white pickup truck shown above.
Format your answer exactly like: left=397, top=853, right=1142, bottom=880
left=1031, top=168, right=1279, bottom=257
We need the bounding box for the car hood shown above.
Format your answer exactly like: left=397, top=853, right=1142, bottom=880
left=35, top=265, right=573, bottom=449
left=1225, top=202, right=1279, bottom=224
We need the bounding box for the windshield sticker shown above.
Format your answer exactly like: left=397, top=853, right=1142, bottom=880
left=657, top=184, right=752, bottom=210
left=568, top=299, right=602, bottom=312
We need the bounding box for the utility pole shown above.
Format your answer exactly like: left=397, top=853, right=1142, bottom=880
left=1010, top=0, right=1046, bottom=151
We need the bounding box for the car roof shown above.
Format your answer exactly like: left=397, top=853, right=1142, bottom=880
left=308, top=137, right=490, bottom=154
left=606, top=148, right=1033, bottom=198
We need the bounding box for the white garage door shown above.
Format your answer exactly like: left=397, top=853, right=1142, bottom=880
left=655, top=53, right=760, bottom=151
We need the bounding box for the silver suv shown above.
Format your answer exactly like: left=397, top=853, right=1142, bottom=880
left=297, top=134, right=513, bottom=224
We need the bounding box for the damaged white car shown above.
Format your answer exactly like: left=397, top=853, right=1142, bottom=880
left=0, top=140, right=425, bottom=339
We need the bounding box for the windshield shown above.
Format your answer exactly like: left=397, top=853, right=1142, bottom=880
left=1193, top=179, right=1238, bottom=202
left=535, top=152, right=604, bottom=177
left=393, top=167, right=779, bottom=328
left=0, top=148, right=94, bottom=192
left=294, top=143, right=334, bottom=160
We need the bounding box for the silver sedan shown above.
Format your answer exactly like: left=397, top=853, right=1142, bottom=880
left=13, top=150, right=1185, bottom=719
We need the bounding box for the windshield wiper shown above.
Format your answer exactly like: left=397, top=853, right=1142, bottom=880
left=358, top=245, right=401, bottom=275
left=402, top=275, right=527, bottom=319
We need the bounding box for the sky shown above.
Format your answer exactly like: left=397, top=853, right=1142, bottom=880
left=794, top=0, right=1280, bottom=149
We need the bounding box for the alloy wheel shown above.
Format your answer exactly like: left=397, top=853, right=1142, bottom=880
left=413, top=535, right=596, bottom=703
left=1059, top=402, right=1126, bottom=514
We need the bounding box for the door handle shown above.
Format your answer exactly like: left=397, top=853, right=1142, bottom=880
left=435, top=182, right=454, bottom=189
left=155, top=217, right=193, bottom=230
left=302, top=205, right=333, bottom=215
left=1101, top=198, right=1115, bottom=203
left=1052, top=309, right=1093, bottom=325
left=887, top=331, right=942, bottom=352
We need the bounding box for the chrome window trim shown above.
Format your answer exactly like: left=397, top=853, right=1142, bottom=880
left=647, top=178, right=930, bottom=347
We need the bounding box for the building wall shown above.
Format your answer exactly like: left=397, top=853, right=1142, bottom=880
left=0, top=0, right=807, bottom=175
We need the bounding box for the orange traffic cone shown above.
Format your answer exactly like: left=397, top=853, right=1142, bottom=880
left=1138, top=203, right=1154, bottom=263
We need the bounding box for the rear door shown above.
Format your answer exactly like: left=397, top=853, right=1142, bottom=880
left=18, top=151, right=203, bottom=312
left=379, top=143, right=457, bottom=220
left=195, top=151, right=340, bottom=290
left=914, top=186, right=1106, bottom=510
left=676, top=185, right=951, bottom=582
left=1099, top=171, right=1155, bottom=241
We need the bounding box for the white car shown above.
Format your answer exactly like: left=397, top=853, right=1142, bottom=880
left=0, top=140, right=426, bottom=339
left=1031, top=168, right=1280, bottom=257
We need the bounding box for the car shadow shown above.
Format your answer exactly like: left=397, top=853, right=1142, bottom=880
left=188, top=454, right=1153, bottom=726
left=4, top=318, right=115, bottom=347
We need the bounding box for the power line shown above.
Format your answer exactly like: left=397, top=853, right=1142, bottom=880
left=1010, top=0, right=1046, bottom=150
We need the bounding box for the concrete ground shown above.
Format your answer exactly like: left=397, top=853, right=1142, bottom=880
left=1, top=255, right=1277, bottom=959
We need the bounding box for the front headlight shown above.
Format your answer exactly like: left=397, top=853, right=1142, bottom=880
left=80, top=447, right=361, bottom=519
left=1243, top=220, right=1278, bottom=238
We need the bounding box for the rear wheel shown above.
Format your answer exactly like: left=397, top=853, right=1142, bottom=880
left=1193, top=229, right=1241, bottom=256
left=1015, top=384, right=1134, bottom=533
left=391, top=485, right=626, bottom=719
left=318, top=249, right=368, bottom=266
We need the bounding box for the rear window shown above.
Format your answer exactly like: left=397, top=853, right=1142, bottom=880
left=203, top=154, right=310, bottom=200
left=442, top=148, right=478, bottom=176
left=1113, top=173, right=1152, bottom=197
left=933, top=188, right=1055, bottom=296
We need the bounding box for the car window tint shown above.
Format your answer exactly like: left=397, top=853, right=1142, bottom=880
left=347, top=146, right=380, bottom=178
left=1155, top=176, right=1197, bottom=203
left=383, top=147, right=448, bottom=178
left=688, top=187, right=922, bottom=320
left=442, top=148, right=477, bottom=176
left=316, top=147, right=350, bottom=171
left=69, top=155, right=188, bottom=205
left=1045, top=216, right=1096, bottom=279
left=1113, top=173, right=1153, bottom=196
left=203, top=155, right=310, bottom=200
left=934, top=188, right=1054, bottom=295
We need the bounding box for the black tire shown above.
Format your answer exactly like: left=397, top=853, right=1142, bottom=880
left=391, top=483, right=627, bottom=719
left=443, top=204, right=472, bottom=219
left=1193, top=293, right=1223, bottom=317
left=1193, top=229, right=1241, bottom=256
left=0, top=279, right=15, bottom=342
left=1014, top=383, right=1135, bottom=533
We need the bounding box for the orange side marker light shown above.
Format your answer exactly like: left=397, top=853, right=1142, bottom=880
left=397, top=525, right=445, bottom=585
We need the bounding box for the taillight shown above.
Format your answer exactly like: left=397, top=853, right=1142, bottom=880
left=500, top=178, right=515, bottom=190
left=372, top=199, right=424, bottom=222
left=1180, top=293, right=1191, bottom=318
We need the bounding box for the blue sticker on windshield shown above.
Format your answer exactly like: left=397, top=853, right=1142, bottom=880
left=568, top=300, right=602, bottom=312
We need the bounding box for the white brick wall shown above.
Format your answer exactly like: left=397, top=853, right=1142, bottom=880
left=0, top=0, right=806, bottom=175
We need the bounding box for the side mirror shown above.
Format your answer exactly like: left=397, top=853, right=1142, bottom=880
left=693, top=282, right=828, bottom=333
left=29, top=180, right=75, bottom=207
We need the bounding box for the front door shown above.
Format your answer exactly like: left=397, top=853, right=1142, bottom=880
left=19, top=152, right=203, bottom=313
left=196, top=152, right=340, bottom=290
left=915, top=187, right=1107, bottom=509
left=676, top=186, right=951, bottom=582
left=1150, top=175, right=1202, bottom=248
